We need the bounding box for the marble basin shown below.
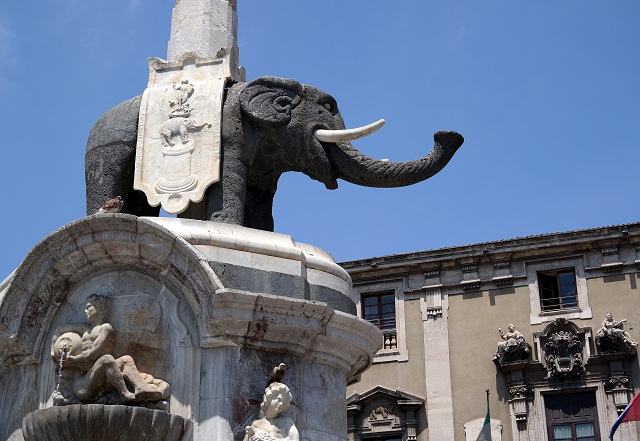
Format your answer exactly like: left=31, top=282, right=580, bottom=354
left=22, top=404, right=186, bottom=441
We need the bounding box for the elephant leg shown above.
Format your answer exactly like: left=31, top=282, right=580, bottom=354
left=179, top=125, right=189, bottom=144
left=85, top=95, right=159, bottom=217
left=244, top=186, right=276, bottom=231
left=205, top=154, right=247, bottom=225
left=86, top=144, right=135, bottom=214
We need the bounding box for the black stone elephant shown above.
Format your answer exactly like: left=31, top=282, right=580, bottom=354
left=85, top=76, right=464, bottom=231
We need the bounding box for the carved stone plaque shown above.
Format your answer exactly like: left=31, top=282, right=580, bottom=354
left=134, top=54, right=226, bottom=214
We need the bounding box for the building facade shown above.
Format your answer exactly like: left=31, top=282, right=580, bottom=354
left=341, top=223, right=640, bottom=441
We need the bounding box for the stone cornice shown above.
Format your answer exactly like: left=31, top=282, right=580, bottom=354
left=340, top=223, right=639, bottom=273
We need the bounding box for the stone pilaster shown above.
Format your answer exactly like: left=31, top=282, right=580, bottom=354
left=420, top=288, right=454, bottom=440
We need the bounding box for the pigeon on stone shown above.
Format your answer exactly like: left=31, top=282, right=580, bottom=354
left=267, top=363, right=286, bottom=386
left=97, top=196, right=124, bottom=214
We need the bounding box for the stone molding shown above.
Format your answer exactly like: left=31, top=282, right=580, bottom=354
left=145, top=217, right=352, bottom=291
left=0, top=214, right=219, bottom=376
left=0, top=215, right=369, bottom=375
left=0, top=215, right=382, bottom=441
left=205, top=288, right=382, bottom=379
left=341, top=224, right=640, bottom=300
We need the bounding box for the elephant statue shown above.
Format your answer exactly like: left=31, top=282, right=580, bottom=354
left=85, top=76, right=464, bottom=231
left=159, top=117, right=211, bottom=147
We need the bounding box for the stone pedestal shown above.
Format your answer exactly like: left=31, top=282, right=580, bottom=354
left=0, top=215, right=381, bottom=441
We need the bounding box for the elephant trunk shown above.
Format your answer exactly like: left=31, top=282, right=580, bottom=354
left=325, top=131, right=464, bottom=188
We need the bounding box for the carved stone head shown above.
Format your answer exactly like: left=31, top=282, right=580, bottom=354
left=259, top=382, right=293, bottom=419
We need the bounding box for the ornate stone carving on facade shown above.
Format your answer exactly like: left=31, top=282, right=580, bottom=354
left=50, top=295, right=171, bottom=408
left=508, top=385, right=532, bottom=427
left=492, top=324, right=530, bottom=365
left=362, top=404, right=399, bottom=433
left=346, top=386, right=424, bottom=441
left=244, top=363, right=299, bottom=441
left=596, top=312, right=638, bottom=353
left=605, top=375, right=631, bottom=415
left=543, top=319, right=585, bottom=377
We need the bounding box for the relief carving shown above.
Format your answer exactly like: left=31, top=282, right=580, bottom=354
left=134, top=57, right=225, bottom=214
left=543, top=330, right=584, bottom=378
left=50, top=295, right=170, bottom=408
left=362, top=403, right=400, bottom=432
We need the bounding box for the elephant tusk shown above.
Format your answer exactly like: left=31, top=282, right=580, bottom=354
left=314, top=119, right=385, bottom=143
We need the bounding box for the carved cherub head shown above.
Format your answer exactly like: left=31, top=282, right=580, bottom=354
left=259, top=382, right=293, bottom=419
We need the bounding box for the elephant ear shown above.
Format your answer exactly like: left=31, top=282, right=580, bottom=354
left=240, top=76, right=303, bottom=126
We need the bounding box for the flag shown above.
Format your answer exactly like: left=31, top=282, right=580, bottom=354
left=476, top=390, right=491, bottom=441
left=610, top=391, right=640, bottom=440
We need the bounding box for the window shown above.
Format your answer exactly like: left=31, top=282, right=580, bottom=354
left=527, top=258, right=592, bottom=325
left=544, top=392, right=600, bottom=441
left=362, top=292, right=396, bottom=330
left=538, top=269, right=578, bottom=311
left=355, top=282, right=407, bottom=362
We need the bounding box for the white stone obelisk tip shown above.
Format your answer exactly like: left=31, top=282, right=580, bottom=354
left=167, top=0, right=243, bottom=81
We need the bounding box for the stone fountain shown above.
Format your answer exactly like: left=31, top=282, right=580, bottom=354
left=0, top=2, right=463, bottom=441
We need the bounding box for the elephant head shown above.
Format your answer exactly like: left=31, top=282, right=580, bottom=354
left=206, top=76, right=464, bottom=230
left=85, top=76, right=463, bottom=231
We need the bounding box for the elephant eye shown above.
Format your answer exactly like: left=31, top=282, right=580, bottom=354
left=323, top=103, right=331, bottom=111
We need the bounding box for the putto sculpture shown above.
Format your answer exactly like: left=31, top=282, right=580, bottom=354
left=596, top=312, right=638, bottom=352
left=50, top=294, right=170, bottom=407
left=244, top=363, right=299, bottom=441
left=492, top=324, right=530, bottom=365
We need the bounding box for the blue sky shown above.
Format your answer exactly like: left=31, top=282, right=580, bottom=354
left=1, top=2, right=639, bottom=279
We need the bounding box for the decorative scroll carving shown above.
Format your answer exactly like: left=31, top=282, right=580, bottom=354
left=492, top=324, right=530, bottom=365
left=543, top=330, right=584, bottom=378
left=508, top=385, right=532, bottom=425
left=605, top=375, right=631, bottom=415
left=50, top=295, right=170, bottom=408
left=538, top=318, right=587, bottom=378
left=596, top=312, right=638, bottom=353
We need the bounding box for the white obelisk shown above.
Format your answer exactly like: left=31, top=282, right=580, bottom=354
left=167, top=0, right=244, bottom=80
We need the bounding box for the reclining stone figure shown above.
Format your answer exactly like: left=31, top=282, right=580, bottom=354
left=50, top=294, right=170, bottom=406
